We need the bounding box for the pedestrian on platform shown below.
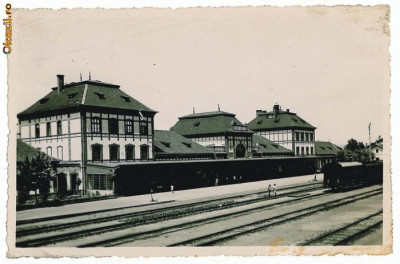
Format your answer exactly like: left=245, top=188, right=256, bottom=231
left=268, top=184, right=272, bottom=197
left=170, top=184, right=174, bottom=194
left=273, top=184, right=277, bottom=198
left=215, top=177, right=219, bottom=186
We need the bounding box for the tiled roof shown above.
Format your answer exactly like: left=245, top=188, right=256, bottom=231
left=17, top=80, right=156, bottom=118
left=17, top=139, right=55, bottom=163
left=171, top=111, right=253, bottom=136
left=252, top=135, right=293, bottom=154
left=315, top=141, right=342, bottom=156
left=154, top=130, right=215, bottom=156
left=248, top=110, right=316, bottom=131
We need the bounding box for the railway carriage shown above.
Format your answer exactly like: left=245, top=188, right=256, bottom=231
left=323, top=161, right=383, bottom=191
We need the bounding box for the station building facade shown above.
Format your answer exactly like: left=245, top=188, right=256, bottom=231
left=248, top=104, right=316, bottom=156
left=314, top=141, right=342, bottom=169
left=17, top=75, right=157, bottom=195
left=171, top=111, right=254, bottom=159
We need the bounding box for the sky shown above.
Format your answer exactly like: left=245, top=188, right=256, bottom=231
left=9, top=6, right=390, bottom=146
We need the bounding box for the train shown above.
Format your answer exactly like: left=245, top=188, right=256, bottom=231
left=323, top=161, right=383, bottom=191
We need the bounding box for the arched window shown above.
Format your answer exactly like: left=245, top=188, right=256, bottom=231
left=92, top=144, right=103, bottom=161
left=140, top=145, right=149, bottom=160
left=125, top=144, right=135, bottom=161
left=35, top=123, right=40, bottom=138
left=109, top=144, right=120, bottom=161
left=46, top=122, right=51, bottom=137
left=57, top=120, right=62, bottom=136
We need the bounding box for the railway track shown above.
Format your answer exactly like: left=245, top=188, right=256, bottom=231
left=16, top=182, right=323, bottom=247
left=300, top=210, right=383, bottom=246
left=75, top=187, right=382, bottom=247
left=166, top=188, right=382, bottom=246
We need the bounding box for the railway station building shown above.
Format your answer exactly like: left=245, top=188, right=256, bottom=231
left=248, top=104, right=316, bottom=156
left=153, top=130, right=216, bottom=161
left=171, top=110, right=254, bottom=159
left=314, top=141, right=342, bottom=169
left=17, top=75, right=157, bottom=195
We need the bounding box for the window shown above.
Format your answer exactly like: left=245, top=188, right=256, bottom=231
left=39, top=98, right=49, bottom=104
left=296, top=146, right=299, bottom=155
left=121, top=96, right=131, bottom=102
left=194, top=121, right=200, bottom=127
left=109, top=144, right=120, bottom=161
left=57, top=120, right=62, bottom=136
left=92, top=144, right=103, bottom=161
left=46, top=122, right=51, bottom=137
left=310, top=133, right=314, bottom=141
left=94, top=92, right=105, bottom=99
left=87, top=174, right=113, bottom=190
left=46, top=146, right=52, bottom=156
left=306, top=147, right=309, bottom=155
left=305, top=133, right=309, bottom=141
left=140, top=145, right=149, bottom=160
left=35, top=123, right=40, bottom=138
left=376, top=149, right=379, bottom=153
left=311, top=147, right=314, bottom=155
left=301, top=133, right=304, bottom=141
left=126, top=145, right=135, bottom=160
left=140, top=121, right=148, bottom=136
left=91, top=117, right=101, bottom=133
left=57, top=146, right=63, bottom=160
left=108, top=118, right=119, bottom=134
left=295, top=132, right=299, bottom=141
left=301, top=147, right=304, bottom=155
left=125, top=120, right=133, bottom=135
left=67, top=92, right=78, bottom=99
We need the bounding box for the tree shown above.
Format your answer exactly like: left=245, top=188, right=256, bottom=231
left=337, top=138, right=374, bottom=163
left=17, top=153, right=56, bottom=204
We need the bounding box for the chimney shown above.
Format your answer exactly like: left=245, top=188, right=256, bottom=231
left=256, top=110, right=263, bottom=116
left=286, top=109, right=290, bottom=113
left=57, top=74, right=65, bottom=94
left=273, top=104, right=280, bottom=119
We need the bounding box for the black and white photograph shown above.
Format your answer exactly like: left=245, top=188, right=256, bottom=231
left=3, top=1, right=395, bottom=259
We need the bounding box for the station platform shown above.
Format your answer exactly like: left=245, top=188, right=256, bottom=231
left=16, top=173, right=323, bottom=222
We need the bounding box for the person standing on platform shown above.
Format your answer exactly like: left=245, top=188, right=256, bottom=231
left=170, top=184, right=174, bottom=194
left=215, top=177, right=219, bottom=186
left=273, top=184, right=277, bottom=198
left=268, top=184, right=272, bottom=197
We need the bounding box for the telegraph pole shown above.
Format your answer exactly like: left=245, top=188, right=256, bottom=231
left=368, top=122, right=372, bottom=162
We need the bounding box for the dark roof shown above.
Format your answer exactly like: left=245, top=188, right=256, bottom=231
left=248, top=109, right=316, bottom=131
left=18, top=80, right=156, bottom=119
left=252, top=135, right=293, bottom=154
left=315, top=141, right=342, bottom=156
left=17, top=139, right=55, bottom=163
left=178, top=111, right=235, bottom=120
left=371, top=138, right=383, bottom=149
left=154, top=130, right=214, bottom=156
left=172, top=111, right=253, bottom=136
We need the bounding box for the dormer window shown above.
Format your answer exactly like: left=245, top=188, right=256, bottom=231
left=161, top=141, right=171, bottom=148
left=39, top=98, right=49, bottom=104
left=182, top=142, right=192, bottom=148
left=67, top=92, right=78, bottom=99
left=194, top=121, right=200, bottom=127
left=94, top=92, right=105, bottom=99
left=121, top=96, right=131, bottom=102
